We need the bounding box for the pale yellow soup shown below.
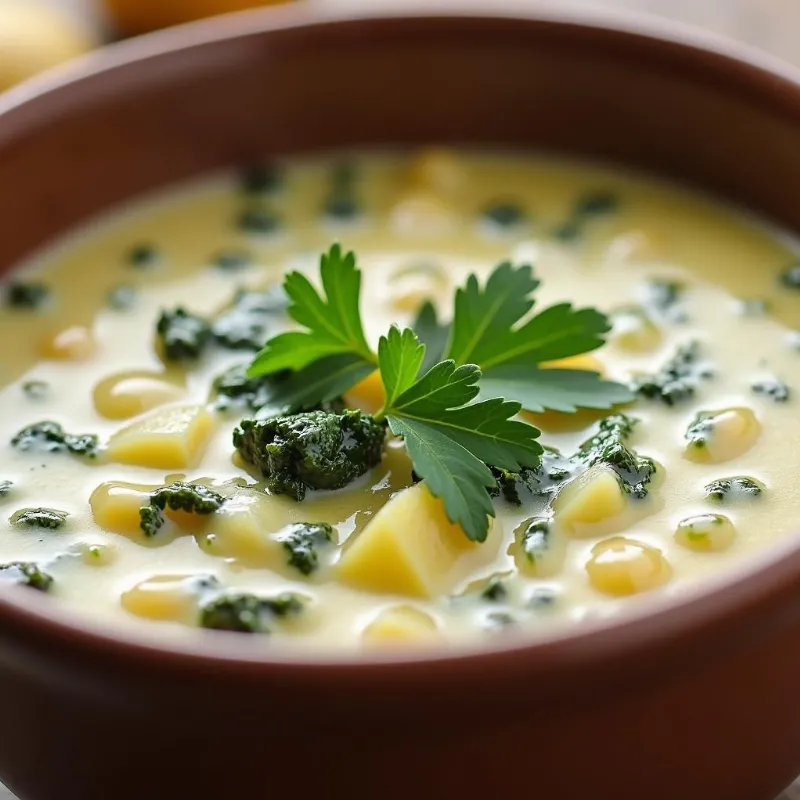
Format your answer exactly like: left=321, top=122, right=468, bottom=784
left=0, top=150, right=798, bottom=653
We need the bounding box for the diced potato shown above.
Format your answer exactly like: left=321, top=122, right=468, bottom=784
left=406, top=148, right=464, bottom=197
left=391, top=191, right=457, bottom=236
left=39, top=325, right=95, bottom=360
left=338, top=482, right=501, bottom=598
left=199, top=490, right=295, bottom=566
left=106, top=404, right=215, bottom=469
left=362, top=605, right=440, bottom=645
left=121, top=574, right=211, bottom=623
left=553, top=464, right=627, bottom=537
left=93, top=370, right=185, bottom=420
left=512, top=518, right=567, bottom=578
left=586, top=536, right=672, bottom=596
left=611, top=306, right=662, bottom=353
left=344, top=370, right=385, bottom=415
left=684, top=407, right=761, bottom=464
left=90, top=481, right=156, bottom=535
left=675, top=513, right=736, bottom=552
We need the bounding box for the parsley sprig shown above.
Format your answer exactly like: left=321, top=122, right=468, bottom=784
left=247, top=244, right=631, bottom=540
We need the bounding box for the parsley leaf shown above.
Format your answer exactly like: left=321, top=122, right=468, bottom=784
left=377, top=329, right=542, bottom=541
left=443, top=261, right=633, bottom=411
left=248, top=244, right=375, bottom=377
left=412, top=300, right=449, bottom=373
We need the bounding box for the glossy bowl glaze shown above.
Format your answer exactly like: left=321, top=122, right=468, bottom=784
left=2, top=3, right=800, bottom=799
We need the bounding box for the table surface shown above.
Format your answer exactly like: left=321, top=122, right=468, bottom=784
left=5, top=1, right=800, bottom=798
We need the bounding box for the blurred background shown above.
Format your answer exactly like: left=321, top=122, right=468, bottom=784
left=1, top=0, right=800, bottom=798
left=1, top=0, right=800, bottom=96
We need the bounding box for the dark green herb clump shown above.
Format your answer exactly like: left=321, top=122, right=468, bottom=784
left=631, top=340, right=710, bottom=406
left=11, top=420, right=99, bottom=458
left=6, top=281, right=50, bottom=309
left=577, top=414, right=655, bottom=498
left=481, top=201, right=526, bottom=229
left=211, top=364, right=275, bottom=411
left=107, top=284, right=137, bottom=311
left=645, top=280, right=683, bottom=314
left=10, top=507, right=68, bottom=530
left=0, top=480, right=12, bottom=497
left=480, top=576, right=508, bottom=602
left=139, top=482, right=225, bottom=537
left=489, top=448, right=573, bottom=506
left=752, top=378, right=790, bottom=402
left=139, top=505, right=164, bottom=538
left=0, top=561, right=53, bottom=592
left=779, top=264, right=800, bottom=288
left=685, top=411, right=715, bottom=452
left=127, top=243, right=158, bottom=268
left=156, top=307, right=212, bottom=362
left=22, top=381, right=48, bottom=400
left=200, top=591, right=303, bottom=634
left=212, top=249, right=252, bottom=271
left=553, top=190, right=619, bottom=241
left=212, top=287, right=286, bottom=351
left=275, top=522, right=334, bottom=575
left=233, top=409, right=385, bottom=501
left=239, top=162, right=282, bottom=194
left=237, top=208, right=281, bottom=235
left=704, top=476, right=765, bottom=502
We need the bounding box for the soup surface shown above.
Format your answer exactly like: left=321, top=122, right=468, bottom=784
left=0, top=150, right=798, bottom=653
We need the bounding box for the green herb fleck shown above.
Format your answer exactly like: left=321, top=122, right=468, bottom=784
left=212, top=287, right=286, bottom=351
left=237, top=207, right=281, bottom=235
left=200, top=591, right=304, bottom=634
left=779, top=264, right=800, bottom=288
left=6, top=282, right=50, bottom=309
left=10, top=507, right=68, bottom=530
left=139, top=505, right=164, bottom=538
left=704, top=476, right=765, bottom=502
left=275, top=522, right=334, bottom=575
left=752, top=378, right=790, bottom=402
left=480, top=576, right=507, bottom=602
left=481, top=201, right=526, bottom=229
left=22, top=381, right=48, bottom=400
left=127, top=243, right=158, bottom=269
left=156, top=307, right=212, bottom=362
left=239, top=163, right=282, bottom=194
left=0, top=562, right=53, bottom=592
left=11, top=420, right=98, bottom=457
left=631, top=340, right=711, bottom=405
left=212, top=249, right=252, bottom=271
left=107, top=284, right=137, bottom=311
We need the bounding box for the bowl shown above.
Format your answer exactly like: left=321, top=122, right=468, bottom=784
left=2, top=2, right=800, bottom=798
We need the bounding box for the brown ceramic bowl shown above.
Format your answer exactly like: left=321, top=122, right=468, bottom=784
left=3, top=2, right=800, bottom=798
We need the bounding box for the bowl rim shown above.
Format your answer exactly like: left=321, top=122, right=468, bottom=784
left=2, top=0, right=800, bottom=684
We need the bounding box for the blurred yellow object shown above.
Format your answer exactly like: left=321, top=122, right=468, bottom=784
left=0, top=1, right=94, bottom=93
left=102, top=0, right=292, bottom=36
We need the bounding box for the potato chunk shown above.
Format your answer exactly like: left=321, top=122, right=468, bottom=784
left=512, top=517, right=567, bottom=578
left=344, top=370, right=385, bottom=415
left=90, top=481, right=156, bottom=535
left=121, top=574, right=213, bottom=623
left=586, top=537, right=671, bottom=596
left=93, top=370, right=184, bottom=420
left=106, top=404, right=215, bottom=469
left=684, top=407, right=760, bottom=464
left=362, top=605, right=440, bottom=645
left=338, top=482, right=501, bottom=598
left=553, top=464, right=627, bottom=537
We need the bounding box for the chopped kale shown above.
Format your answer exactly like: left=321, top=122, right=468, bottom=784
left=481, top=201, right=526, bottom=229
left=10, top=507, right=68, bottom=530
left=684, top=411, right=715, bottom=451
left=0, top=561, right=53, bottom=592
left=552, top=219, right=582, bottom=242
left=752, top=378, right=790, bottom=402
left=11, top=420, right=99, bottom=458
left=156, top=307, right=212, bottom=362
left=139, top=482, right=225, bottom=536
left=644, top=279, right=687, bottom=322
left=0, top=480, right=12, bottom=497
left=239, top=162, right=282, bottom=194
left=212, top=249, right=252, bottom=271
left=704, top=476, right=765, bottom=502
left=237, top=207, right=281, bottom=235
left=233, top=409, right=385, bottom=501
left=107, top=284, right=137, bottom=311
left=139, top=505, right=164, bottom=538
left=480, top=576, right=508, bottom=602
left=212, top=287, right=286, bottom=351
left=211, top=364, right=275, bottom=411
left=779, top=263, right=800, bottom=288
left=489, top=448, right=573, bottom=506
left=200, top=591, right=304, bottom=634
left=150, top=482, right=225, bottom=515
left=21, top=381, right=48, bottom=400
left=6, top=281, right=50, bottom=309
left=127, top=243, right=158, bottom=268
left=275, top=522, right=334, bottom=575
left=631, top=340, right=710, bottom=405
left=573, top=191, right=619, bottom=217
left=576, top=414, right=656, bottom=498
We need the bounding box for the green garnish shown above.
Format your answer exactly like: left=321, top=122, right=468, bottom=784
left=6, top=281, right=50, bottom=310
left=779, top=263, right=800, bottom=288
left=0, top=561, right=53, bottom=592
left=200, top=591, right=304, bottom=634
left=107, top=284, right=137, bottom=311
left=631, top=340, right=710, bottom=405
left=11, top=420, right=98, bottom=458
left=704, top=476, right=764, bottom=502
left=246, top=244, right=630, bottom=542
left=138, top=482, right=225, bottom=537
left=481, top=201, right=526, bottom=229
left=239, top=163, right=282, bottom=195
left=212, top=249, right=252, bottom=271
left=0, top=480, right=12, bottom=497
left=22, top=381, right=48, bottom=400
left=752, top=377, right=790, bottom=402
left=10, top=507, right=68, bottom=530
left=275, top=522, right=334, bottom=575
left=127, top=243, right=158, bottom=268
left=156, top=307, right=212, bottom=362
left=238, top=207, right=281, bottom=235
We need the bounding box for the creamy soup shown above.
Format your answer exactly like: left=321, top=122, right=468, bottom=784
left=0, top=150, right=798, bottom=652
